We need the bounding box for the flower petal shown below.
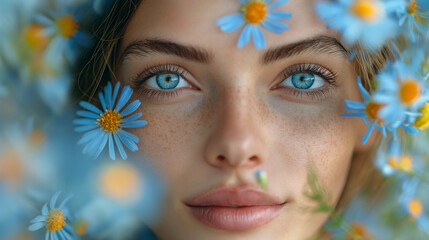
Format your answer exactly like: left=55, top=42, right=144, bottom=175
left=118, top=129, right=139, bottom=143
left=261, top=20, right=288, bottom=33
left=74, top=124, right=99, bottom=133
left=120, top=100, right=141, bottom=117
left=122, top=113, right=143, bottom=123
left=238, top=24, right=252, bottom=48
left=58, top=194, right=73, bottom=209
left=114, top=134, right=127, bottom=160
left=115, top=86, right=132, bottom=112
left=42, top=203, right=48, bottom=215
left=79, top=101, right=103, bottom=115
left=121, top=120, right=148, bottom=128
left=216, top=13, right=245, bottom=32
left=50, top=191, right=61, bottom=209
left=78, top=129, right=103, bottom=145
left=73, top=118, right=98, bottom=125
left=108, top=134, right=116, bottom=160
left=94, top=133, right=109, bottom=158
left=28, top=222, right=45, bottom=231
left=118, top=130, right=138, bottom=152
left=362, top=122, right=375, bottom=144
left=98, top=91, right=107, bottom=111
left=267, top=0, right=289, bottom=10
left=266, top=11, right=291, bottom=20
left=30, top=215, right=46, bottom=223
left=112, top=82, right=121, bottom=109
left=105, top=82, right=113, bottom=109
left=251, top=25, right=266, bottom=49
left=76, top=110, right=100, bottom=119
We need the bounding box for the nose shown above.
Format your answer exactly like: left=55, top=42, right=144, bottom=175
left=203, top=87, right=268, bottom=169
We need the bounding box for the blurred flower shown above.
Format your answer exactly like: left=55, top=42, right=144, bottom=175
left=74, top=82, right=147, bottom=160
left=216, top=0, right=291, bottom=49
left=373, top=60, right=429, bottom=131
left=316, top=0, right=403, bottom=50
left=341, top=76, right=389, bottom=144
left=396, top=0, right=429, bottom=42
left=399, top=178, right=429, bottom=234
left=35, top=9, right=90, bottom=69
left=375, top=139, right=414, bottom=176
left=28, top=191, right=76, bottom=240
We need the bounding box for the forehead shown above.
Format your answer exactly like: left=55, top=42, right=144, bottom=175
left=122, top=0, right=340, bottom=57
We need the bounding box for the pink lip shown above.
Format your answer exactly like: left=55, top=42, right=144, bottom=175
left=185, top=186, right=286, bottom=231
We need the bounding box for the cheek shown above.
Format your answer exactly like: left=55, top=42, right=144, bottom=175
left=128, top=99, right=206, bottom=183
left=267, top=98, right=355, bottom=204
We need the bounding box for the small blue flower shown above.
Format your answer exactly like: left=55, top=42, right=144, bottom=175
left=28, top=191, right=75, bottom=240
left=216, top=0, right=291, bottom=49
left=74, top=82, right=147, bottom=160
left=398, top=178, right=429, bottom=234
left=35, top=10, right=91, bottom=66
left=341, top=76, right=389, bottom=144
left=396, top=0, right=429, bottom=42
left=316, top=0, right=403, bottom=50
left=373, top=61, right=429, bottom=130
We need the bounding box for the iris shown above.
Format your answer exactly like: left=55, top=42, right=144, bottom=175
left=291, top=73, right=315, bottom=89
left=156, top=73, right=180, bottom=89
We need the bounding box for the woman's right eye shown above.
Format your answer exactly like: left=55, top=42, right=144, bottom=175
left=145, top=72, right=192, bottom=90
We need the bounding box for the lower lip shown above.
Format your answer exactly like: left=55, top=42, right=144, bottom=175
left=188, top=204, right=284, bottom=231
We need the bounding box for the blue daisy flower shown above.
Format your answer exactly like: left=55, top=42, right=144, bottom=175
left=216, top=0, right=291, bottom=49
left=341, top=76, right=389, bottom=144
left=396, top=0, right=429, bottom=42
left=373, top=61, right=429, bottom=130
left=35, top=9, right=91, bottom=67
left=28, top=191, right=76, bottom=240
left=316, top=0, right=404, bottom=50
left=398, top=178, right=429, bottom=235
left=374, top=139, right=414, bottom=176
left=74, top=82, right=147, bottom=160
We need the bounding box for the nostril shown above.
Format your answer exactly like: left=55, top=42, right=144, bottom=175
left=249, top=155, right=258, bottom=162
left=217, top=155, right=226, bottom=161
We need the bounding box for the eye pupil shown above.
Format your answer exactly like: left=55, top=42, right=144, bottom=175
left=156, top=73, right=180, bottom=89
left=292, top=73, right=315, bottom=89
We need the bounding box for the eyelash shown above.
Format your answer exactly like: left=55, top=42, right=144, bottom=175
left=132, top=65, right=188, bottom=100
left=132, top=63, right=338, bottom=101
left=276, top=63, right=338, bottom=101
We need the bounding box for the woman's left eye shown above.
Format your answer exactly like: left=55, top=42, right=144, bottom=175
left=280, top=72, right=325, bottom=90
left=146, top=73, right=192, bottom=90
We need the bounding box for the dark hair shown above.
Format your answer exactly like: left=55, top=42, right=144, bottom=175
left=73, top=0, right=142, bottom=103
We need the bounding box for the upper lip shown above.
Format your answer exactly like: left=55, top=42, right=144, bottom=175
left=185, top=186, right=285, bottom=207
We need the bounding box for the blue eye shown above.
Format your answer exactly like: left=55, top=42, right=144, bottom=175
left=281, top=72, right=325, bottom=90
left=146, top=73, right=191, bottom=90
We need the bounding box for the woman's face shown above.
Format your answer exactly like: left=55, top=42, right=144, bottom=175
left=117, top=0, right=370, bottom=239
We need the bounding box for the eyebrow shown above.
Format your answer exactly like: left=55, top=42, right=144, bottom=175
left=120, top=39, right=213, bottom=64
left=262, top=36, right=348, bottom=64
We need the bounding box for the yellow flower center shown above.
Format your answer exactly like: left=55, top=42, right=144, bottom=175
left=46, top=209, right=67, bottom=233
left=73, top=219, right=89, bottom=236
left=97, top=110, right=121, bottom=133
left=347, top=223, right=369, bottom=239
left=408, top=0, right=418, bottom=15
left=56, top=15, right=79, bottom=38
left=0, top=149, right=23, bottom=188
left=399, top=79, right=421, bottom=105
left=365, top=101, right=384, bottom=120
left=350, top=0, right=381, bottom=22
left=408, top=198, right=423, bottom=218
left=99, top=163, right=141, bottom=204
left=388, top=155, right=413, bottom=172
left=242, top=1, right=268, bottom=24
left=413, top=102, right=429, bottom=130
left=24, top=24, right=49, bottom=52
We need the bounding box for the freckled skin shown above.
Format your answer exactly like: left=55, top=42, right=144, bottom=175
left=117, top=0, right=373, bottom=239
